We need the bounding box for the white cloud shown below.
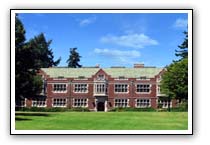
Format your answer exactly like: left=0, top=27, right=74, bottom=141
left=79, top=16, right=96, bottom=26
left=174, top=18, right=188, bottom=28
left=100, top=33, right=158, bottom=49
left=94, top=48, right=140, bottom=64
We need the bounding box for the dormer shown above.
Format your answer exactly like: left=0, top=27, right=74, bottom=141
left=93, top=69, right=109, bottom=81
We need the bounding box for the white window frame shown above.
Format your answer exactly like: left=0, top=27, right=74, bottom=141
left=97, top=74, right=105, bottom=80
left=114, top=99, right=129, bottom=107
left=32, top=99, right=47, bottom=107
left=136, top=84, right=151, bottom=94
left=94, top=83, right=107, bottom=94
left=73, top=98, right=88, bottom=107
left=73, top=83, right=88, bottom=93
left=159, top=100, right=172, bottom=108
left=52, top=98, right=67, bottom=107
left=114, top=84, right=129, bottom=93
left=135, top=99, right=151, bottom=108
left=53, top=83, right=67, bottom=93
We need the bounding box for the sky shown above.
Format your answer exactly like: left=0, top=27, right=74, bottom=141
left=18, top=12, right=188, bottom=68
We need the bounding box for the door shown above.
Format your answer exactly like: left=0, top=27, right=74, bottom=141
left=97, top=102, right=105, bottom=111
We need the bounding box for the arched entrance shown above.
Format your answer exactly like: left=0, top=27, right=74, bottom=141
left=97, top=102, right=105, bottom=111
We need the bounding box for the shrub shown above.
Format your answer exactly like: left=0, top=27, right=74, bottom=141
left=70, top=107, right=90, bottom=112
left=171, top=102, right=188, bottom=112
left=108, top=107, right=156, bottom=112
left=15, top=107, right=90, bottom=112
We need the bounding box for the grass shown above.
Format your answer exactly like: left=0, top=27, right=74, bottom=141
left=15, top=112, right=188, bottom=130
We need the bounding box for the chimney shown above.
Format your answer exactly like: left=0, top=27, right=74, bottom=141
left=95, top=64, right=100, bottom=68
left=134, top=63, right=144, bottom=68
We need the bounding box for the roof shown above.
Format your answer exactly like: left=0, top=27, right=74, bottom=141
left=41, top=67, right=163, bottom=78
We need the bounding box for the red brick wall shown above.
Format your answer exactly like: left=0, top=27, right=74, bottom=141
left=34, top=68, right=172, bottom=110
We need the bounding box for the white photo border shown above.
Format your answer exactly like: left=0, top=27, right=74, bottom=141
left=10, top=9, right=193, bottom=135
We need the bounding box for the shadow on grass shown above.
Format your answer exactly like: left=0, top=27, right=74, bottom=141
left=15, top=113, right=52, bottom=117
left=15, top=117, right=32, bottom=121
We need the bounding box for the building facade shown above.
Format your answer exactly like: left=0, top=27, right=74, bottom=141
left=20, top=64, right=176, bottom=111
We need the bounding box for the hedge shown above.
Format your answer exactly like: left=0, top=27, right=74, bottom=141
left=15, top=107, right=90, bottom=112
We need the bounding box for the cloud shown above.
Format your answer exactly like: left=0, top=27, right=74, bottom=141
left=100, top=33, right=158, bottom=49
left=79, top=16, right=96, bottom=26
left=174, top=18, right=188, bottom=28
left=94, top=48, right=140, bottom=64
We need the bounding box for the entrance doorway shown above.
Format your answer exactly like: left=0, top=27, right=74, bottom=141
left=97, top=102, right=105, bottom=111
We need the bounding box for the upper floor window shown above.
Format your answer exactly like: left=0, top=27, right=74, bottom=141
left=95, top=83, right=107, bottom=94
left=115, top=84, right=128, bottom=93
left=136, top=84, right=151, bottom=93
left=158, top=85, right=161, bottom=94
left=53, top=84, right=67, bottom=92
left=74, top=84, right=88, bottom=93
left=157, top=75, right=162, bottom=82
left=97, top=74, right=105, bottom=80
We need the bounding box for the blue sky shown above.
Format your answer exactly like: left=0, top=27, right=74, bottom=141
left=19, top=12, right=188, bottom=68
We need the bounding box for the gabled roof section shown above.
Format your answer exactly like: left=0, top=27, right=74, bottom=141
left=41, top=67, right=163, bottom=78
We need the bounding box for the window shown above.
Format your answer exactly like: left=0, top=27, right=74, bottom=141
left=114, top=99, right=129, bottom=107
left=53, top=84, right=67, bottom=92
left=157, top=85, right=161, bottom=94
left=32, top=99, right=46, bottom=107
left=18, top=99, right=26, bottom=107
left=115, top=84, right=128, bottom=93
left=53, top=98, right=67, bottom=107
left=95, top=83, right=107, bottom=94
left=74, top=84, right=88, bottom=93
left=73, top=98, right=88, bottom=107
left=159, top=100, right=172, bottom=108
left=136, top=84, right=151, bottom=93
left=136, top=99, right=151, bottom=108
left=97, top=74, right=105, bottom=80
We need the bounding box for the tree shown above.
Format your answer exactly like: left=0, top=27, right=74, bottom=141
left=161, top=31, right=188, bottom=107
left=15, top=15, right=43, bottom=105
left=175, top=31, right=188, bottom=60
left=66, top=48, right=82, bottom=68
left=161, top=58, right=188, bottom=101
left=26, top=33, right=61, bottom=68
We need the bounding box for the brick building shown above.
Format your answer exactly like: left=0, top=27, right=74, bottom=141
left=19, top=64, right=176, bottom=111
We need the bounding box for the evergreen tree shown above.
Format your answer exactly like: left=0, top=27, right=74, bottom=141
left=175, top=31, right=188, bottom=60
left=161, top=31, right=189, bottom=106
left=26, top=33, right=61, bottom=68
left=66, top=48, right=82, bottom=68
left=15, top=15, right=43, bottom=105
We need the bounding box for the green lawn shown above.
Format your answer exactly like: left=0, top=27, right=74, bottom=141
left=15, top=112, right=188, bottom=130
